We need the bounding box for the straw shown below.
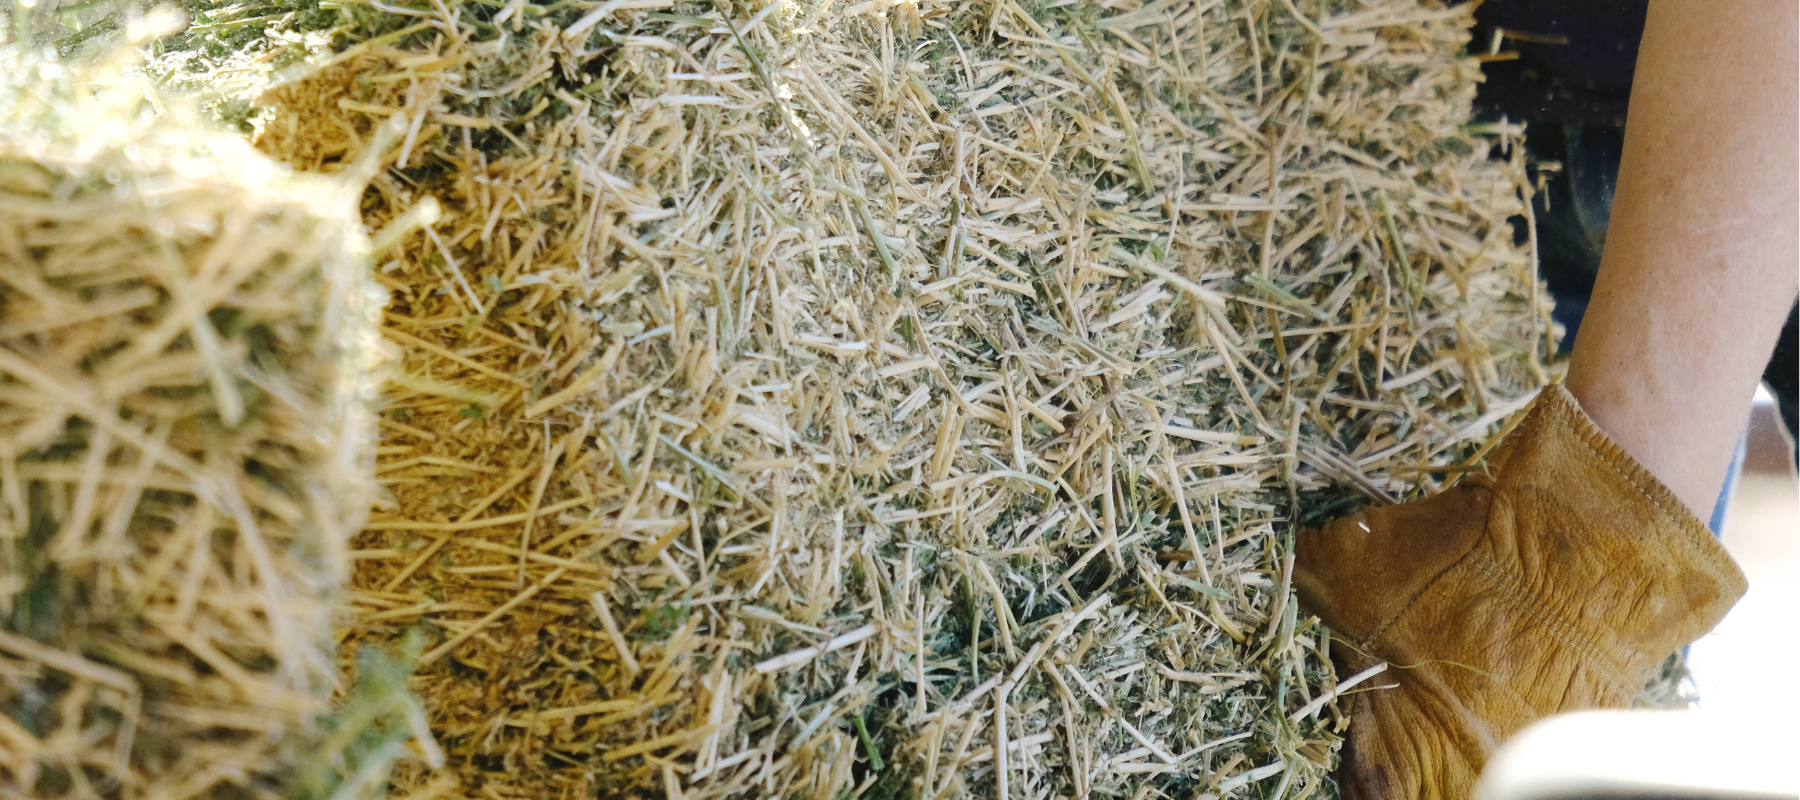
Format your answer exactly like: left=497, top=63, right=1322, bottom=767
left=0, top=31, right=389, bottom=798
left=171, top=0, right=1576, bottom=796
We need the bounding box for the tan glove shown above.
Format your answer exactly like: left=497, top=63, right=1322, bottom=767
left=1293, top=385, right=1746, bottom=800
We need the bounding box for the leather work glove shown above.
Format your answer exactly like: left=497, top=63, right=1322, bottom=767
left=1293, top=385, right=1747, bottom=800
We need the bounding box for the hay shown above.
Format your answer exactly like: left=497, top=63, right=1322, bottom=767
left=0, top=28, right=393, bottom=798
left=172, top=0, right=1553, bottom=796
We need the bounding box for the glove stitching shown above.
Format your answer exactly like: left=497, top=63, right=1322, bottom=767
left=1465, top=547, right=1634, bottom=704
left=1358, top=563, right=1450, bottom=651
left=1356, top=489, right=1493, bottom=649
left=1545, top=392, right=1741, bottom=593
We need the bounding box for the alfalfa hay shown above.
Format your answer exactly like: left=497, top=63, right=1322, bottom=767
left=0, top=33, right=389, bottom=798
left=167, top=0, right=1555, bottom=797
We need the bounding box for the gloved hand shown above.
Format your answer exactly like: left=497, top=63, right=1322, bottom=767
left=1293, top=385, right=1746, bottom=800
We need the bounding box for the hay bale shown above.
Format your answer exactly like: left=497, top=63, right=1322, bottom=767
left=0, top=37, right=387, bottom=797
left=172, top=0, right=1553, bottom=796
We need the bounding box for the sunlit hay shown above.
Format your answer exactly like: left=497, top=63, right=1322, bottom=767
left=0, top=38, right=384, bottom=798
left=210, top=0, right=1556, bottom=797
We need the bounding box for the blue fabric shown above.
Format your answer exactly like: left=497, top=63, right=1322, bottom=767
left=1706, top=430, right=1747, bottom=537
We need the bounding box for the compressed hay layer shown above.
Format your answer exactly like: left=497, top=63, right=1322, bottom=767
left=0, top=47, right=380, bottom=797
left=181, top=0, right=1551, bottom=796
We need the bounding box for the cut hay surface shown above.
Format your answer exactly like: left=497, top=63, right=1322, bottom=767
left=0, top=41, right=385, bottom=798
left=184, top=0, right=1550, bottom=796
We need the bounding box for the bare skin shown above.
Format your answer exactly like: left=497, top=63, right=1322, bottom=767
left=1564, top=0, right=1798, bottom=518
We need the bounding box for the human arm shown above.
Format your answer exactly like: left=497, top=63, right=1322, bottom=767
left=1564, top=0, right=1798, bottom=517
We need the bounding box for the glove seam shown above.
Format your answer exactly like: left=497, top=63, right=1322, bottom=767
left=1354, top=487, right=1496, bottom=649
left=1354, top=545, right=1635, bottom=705
left=1463, top=546, right=1634, bottom=704
left=1543, top=388, right=1745, bottom=594
left=1357, top=568, right=1442, bottom=651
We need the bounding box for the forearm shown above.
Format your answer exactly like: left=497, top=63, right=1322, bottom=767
left=1564, top=0, right=1798, bottom=517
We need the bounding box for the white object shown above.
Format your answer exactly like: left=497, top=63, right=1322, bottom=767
left=1476, top=709, right=1797, bottom=800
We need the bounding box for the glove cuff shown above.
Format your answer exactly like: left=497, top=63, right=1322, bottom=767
left=1477, top=384, right=1747, bottom=693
